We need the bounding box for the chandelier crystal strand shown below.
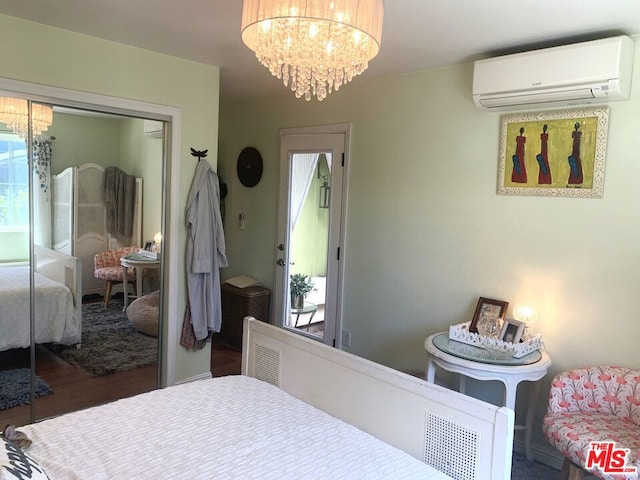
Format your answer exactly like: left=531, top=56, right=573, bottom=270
left=31, top=104, right=53, bottom=137
left=241, top=0, right=383, bottom=101
left=0, top=97, right=53, bottom=139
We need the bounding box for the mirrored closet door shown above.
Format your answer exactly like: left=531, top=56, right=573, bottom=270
left=0, top=97, right=166, bottom=426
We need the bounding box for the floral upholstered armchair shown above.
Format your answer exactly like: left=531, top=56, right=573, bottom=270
left=93, top=246, right=138, bottom=307
left=542, top=366, right=640, bottom=480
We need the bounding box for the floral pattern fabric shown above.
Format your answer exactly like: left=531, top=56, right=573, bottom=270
left=543, top=366, right=640, bottom=480
left=93, top=247, right=138, bottom=281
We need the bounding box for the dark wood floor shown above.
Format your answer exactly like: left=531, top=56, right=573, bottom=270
left=0, top=336, right=242, bottom=427
left=210, top=335, right=242, bottom=376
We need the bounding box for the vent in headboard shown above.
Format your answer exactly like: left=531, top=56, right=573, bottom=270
left=423, top=410, right=481, bottom=480
left=253, top=343, right=280, bottom=387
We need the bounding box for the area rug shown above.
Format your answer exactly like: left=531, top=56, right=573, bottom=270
left=48, top=297, right=157, bottom=377
left=0, top=368, right=53, bottom=410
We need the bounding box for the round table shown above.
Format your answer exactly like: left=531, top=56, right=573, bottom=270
left=424, top=332, right=551, bottom=461
left=120, top=254, right=161, bottom=311
left=291, top=302, right=317, bottom=330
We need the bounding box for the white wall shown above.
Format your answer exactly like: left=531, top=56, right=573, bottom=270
left=219, top=36, right=640, bottom=457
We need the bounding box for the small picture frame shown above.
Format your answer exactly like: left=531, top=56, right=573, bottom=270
left=144, top=241, right=153, bottom=251
left=499, top=318, right=526, bottom=344
left=469, top=297, right=509, bottom=333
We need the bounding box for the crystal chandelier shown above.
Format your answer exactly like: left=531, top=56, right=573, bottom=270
left=241, top=0, right=384, bottom=101
left=0, top=97, right=53, bottom=139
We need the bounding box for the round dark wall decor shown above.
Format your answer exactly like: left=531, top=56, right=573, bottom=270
left=237, top=147, right=263, bottom=187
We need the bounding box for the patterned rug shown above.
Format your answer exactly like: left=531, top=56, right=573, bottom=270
left=47, top=297, right=157, bottom=376
left=0, top=368, right=53, bottom=410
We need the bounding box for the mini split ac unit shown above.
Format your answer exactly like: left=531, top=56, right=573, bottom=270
left=143, top=120, right=163, bottom=139
left=472, top=35, right=635, bottom=110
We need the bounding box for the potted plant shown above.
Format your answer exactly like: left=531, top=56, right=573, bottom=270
left=289, top=273, right=314, bottom=309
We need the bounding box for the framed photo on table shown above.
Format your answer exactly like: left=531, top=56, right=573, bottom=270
left=500, top=319, right=525, bottom=344
left=469, top=297, right=509, bottom=333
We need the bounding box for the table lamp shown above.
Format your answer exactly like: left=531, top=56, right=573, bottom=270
left=513, top=304, right=537, bottom=338
left=152, top=232, right=162, bottom=255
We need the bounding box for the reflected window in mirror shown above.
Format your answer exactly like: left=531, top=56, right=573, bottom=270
left=0, top=134, right=29, bottom=263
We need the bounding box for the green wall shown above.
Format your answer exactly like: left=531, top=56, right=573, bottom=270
left=120, top=118, right=163, bottom=245
left=48, top=112, right=122, bottom=173
left=0, top=13, right=220, bottom=382
left=290, top=155, right=330, bottom=277
left=219, top=35, right=640, bottom=460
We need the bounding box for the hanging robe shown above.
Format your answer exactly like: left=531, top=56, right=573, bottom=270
left=184, top=160, right=228, bottom=341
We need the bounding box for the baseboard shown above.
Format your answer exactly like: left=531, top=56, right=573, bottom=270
left=513, top=438, right=564, bottom=470
left=514, top=439, right=601, bottom=479
left=175, top=371, right=213, bottom=385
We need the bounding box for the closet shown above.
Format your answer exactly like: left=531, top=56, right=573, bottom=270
left=52, top=163, right=142, bottom=295
left=0, top=91, right=165, bottom=429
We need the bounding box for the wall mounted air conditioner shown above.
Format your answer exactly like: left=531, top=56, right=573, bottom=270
left=472, top=35, right=635, bottom=110
left=143, top=120, right=163, bottom=139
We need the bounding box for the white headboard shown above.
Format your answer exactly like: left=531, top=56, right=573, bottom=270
left=242, top=318, right=514, bottom=480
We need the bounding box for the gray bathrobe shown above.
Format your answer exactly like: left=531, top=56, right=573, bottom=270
left=185, top=160, right=228, bottom=340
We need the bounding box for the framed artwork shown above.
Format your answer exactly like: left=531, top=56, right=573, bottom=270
left=499, top=319, right=526, bottom=344
left=469, top=297, right=509, bottom=334
left=497, top=107, right=609, bottom=198
left=144, top=241, right=153, bottom=251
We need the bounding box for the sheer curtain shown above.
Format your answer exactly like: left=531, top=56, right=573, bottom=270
left=290, top=153, right=319, bottom=230
left=32, top=137, right=53, bottom=248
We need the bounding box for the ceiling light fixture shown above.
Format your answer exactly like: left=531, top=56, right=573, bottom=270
left=241, top=0, right=384, bottom=101
left=0, top=97, right=53, bottom=139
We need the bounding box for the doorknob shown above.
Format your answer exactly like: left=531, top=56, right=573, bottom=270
left=276, top=258, right=285, bottom=266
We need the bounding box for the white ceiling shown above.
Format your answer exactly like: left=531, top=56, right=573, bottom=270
left=0, top=0, right=639, bottom=102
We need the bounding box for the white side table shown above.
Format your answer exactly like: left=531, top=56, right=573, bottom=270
left=120, top=255, right=161, bottom=310
left=424, top=332, right=551, bottom=461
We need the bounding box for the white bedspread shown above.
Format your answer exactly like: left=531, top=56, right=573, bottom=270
left=0, top=266, right=78, bottom=351
left=23, top=376, right=451, bottom=480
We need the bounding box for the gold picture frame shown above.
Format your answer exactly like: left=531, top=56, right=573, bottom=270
left=497, top=107, right=609, bottom=198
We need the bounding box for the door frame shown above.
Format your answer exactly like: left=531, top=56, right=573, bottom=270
left=274, top=123, right=351, bottom=349
left=0, top=76, right=180, bottom=387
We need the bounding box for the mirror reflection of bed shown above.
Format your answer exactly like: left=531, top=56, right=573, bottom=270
left=0, top=247, right=81, bottom=352
left=0, top=104, right=164, bottom=427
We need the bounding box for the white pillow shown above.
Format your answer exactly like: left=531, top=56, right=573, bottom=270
left=0, top=437, right=49, bottom=480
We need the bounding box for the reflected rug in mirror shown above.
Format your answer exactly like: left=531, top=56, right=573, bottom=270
left=0, top=368, right=53, bottom=410
left=47, top=297, right=157, bottom=377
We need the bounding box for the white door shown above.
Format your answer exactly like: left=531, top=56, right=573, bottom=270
left=274, top=125, right=349, bottom=348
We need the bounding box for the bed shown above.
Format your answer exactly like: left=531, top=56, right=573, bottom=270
left=10, top=318, right=514, bottom=480
left=0, top=245, right=81, bottom=351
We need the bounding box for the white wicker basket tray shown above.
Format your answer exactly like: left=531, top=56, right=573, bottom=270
left=448, top=321, right=543, bottom=359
